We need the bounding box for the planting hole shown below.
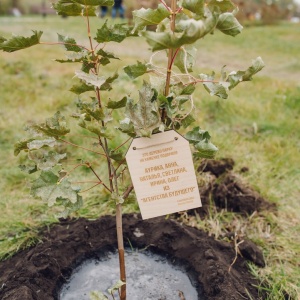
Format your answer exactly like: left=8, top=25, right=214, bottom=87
left=60, top=250, right=200, bottom=300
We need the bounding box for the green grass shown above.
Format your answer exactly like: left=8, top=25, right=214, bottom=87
left=0, top=15, right=300, bottom=299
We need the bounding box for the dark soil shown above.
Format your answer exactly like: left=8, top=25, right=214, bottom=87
left=0, top=158, right=273, bottom=300
left=197, top=158, right=276, bottom=217
left=0, top=214, right=263, bottom=300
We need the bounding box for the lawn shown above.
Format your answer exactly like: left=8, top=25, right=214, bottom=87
left=0, top=14, right=300, bottom=299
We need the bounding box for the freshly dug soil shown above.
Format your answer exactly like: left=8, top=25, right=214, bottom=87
left=0, top=158, right=273, bottom=300
left=197, top=158, right=276, bottom=217
left=0, top=214, right=263, bottom=300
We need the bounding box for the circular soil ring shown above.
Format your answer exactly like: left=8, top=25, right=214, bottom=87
left=0, top=214, right=260, bottom=300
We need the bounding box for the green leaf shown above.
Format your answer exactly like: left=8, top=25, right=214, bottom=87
left=74, top=0, right=113, bottom=6
left=97, top=49, right=119, bottom=60
left=31, top=170, right=81, bottom=206
left=29, top=151, right=67, bottom=171
left=174, top=46, right=197, bottom=73
left=108, top=280, right=125, bottom=294
left=194, top=139, right=218, bottom=159
left=185, top=126, right=209, bottom=144
left=95, top=21, right=130, bottom=43
left=27, top=138, right=57, bottom=151
left=124, top=61, right=148, bottom=79
left=227, top=57, right=265, bottom=89
left=181, top=114, right=195, bottom=128
left=100, top=73, right=119, bottom=91
left=14, top=138, right=35, bottom=156
left=53, top=1, right=97, bottom=16
left=79, top=120, right=112, bottom=139
left=199, top=73, right=228, bottom=99
left=19, top=164, right=38, bottom=174
left=217, top=12, right=243, bottom=36
left=207, top=0, right=236, bottom=13
left=109, top=149, right=125, bottom=162
left=180, top=84, right=196, bottom=95
left=125, top=82, right=161, bottom=137
left=132, top=4, right=171, bottom=32
left=57, top=33, right=83, bottom=52
left=118, top=119, right=136, bottom=137
left=111, top=193, right=124, bottom=205
left=107, top=96, right=127, bottom=109
left=31, top=111, right=70, bottom=137
left=182, top=0, right=205, bottom=16
left=90, top=291, right=108, bottom=300
left=75, top=70, right=106, bottom=88
left=143, top=11, right=218, bottom=51
left=77, top=101, right=105, bottom=121
left=70, top=82, right=94, bottom=95
left=0, top=30, right=42, bottom=53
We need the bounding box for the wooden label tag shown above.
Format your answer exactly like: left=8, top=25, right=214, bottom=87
left=126, top=130, right=201, bottom=219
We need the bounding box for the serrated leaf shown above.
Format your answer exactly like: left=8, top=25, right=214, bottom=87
left=79, top=120, right=112, bottom=138
left=132, top=4, right=171, bottom=32
left=185, top=126, right=209, bottom=144
left=78, top=101, right=105, bottom=121
left=181, top=114, right=195, bottom=128
left=194, top=139, right=218, bottom=159
left=97, top=49, right=119, bottom=60
left=100, top=73, right=119, bottom=91
left=53, top=1, right=97, bottom=16
left=227, top=57, right=265, bottom=89
left=181, top=84, right=196, bottom=95
left=75, top=70, right=106, bottom=88
left=29, top=151, right=67, bottom=171
left=182, top=0, right=205, bottom=16
left=174, top=46, right=197, bottom=73
left=143, top=11, right=218, bottom=51
left=74, top=0, right=113, bottom=5
left=70, top=82, right=94, bottom=95
left=95, top=21, right=130, bottom=43
left=57, top=33, right=82, bottom=52
left=107, top=96, right=127, bottom=109
left=31, top=170, right=81, bottom=206
left=14, top=138, right=35, bottom=156
left=217, top=12, right=243, bottom=36
left=207, top=0, right=236, bottom=13
left=27, top=138, right=57, bottom=151
left=200, top=73, right=228, bottom=99
left=125, top=82, right=161, bottom=137
left=19, top=164, right=38, bottom=174
left=31, top=112, right=70, bottom=137
left=118, top=119, right=136, bottom=137
left=56, top=196, right=83, bottom=219
left=0, top=30, right=42, bottom=53
left=124, top=61, right=148, bottom=79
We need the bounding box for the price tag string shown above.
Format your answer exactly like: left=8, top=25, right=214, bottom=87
left=133, top=137, right=178, bottom=150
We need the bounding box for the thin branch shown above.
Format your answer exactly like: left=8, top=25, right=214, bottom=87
left=113, top=138, right=132, bottom=152
left=158, top=0, right=172, bottom=11
left=123, top=185, right=134, bottom=199
left=87, top=162, right=111, bottom=192
left=39, top=42, right=89, bottom=52
left=58, top=163, right=89, bottom=183
left=79, top=182, right=102, bottom=193
left=57, top=138, right=107, bottom=157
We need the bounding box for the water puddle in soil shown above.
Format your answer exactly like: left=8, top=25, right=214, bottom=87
left=60, top=250, right=200, bottom=300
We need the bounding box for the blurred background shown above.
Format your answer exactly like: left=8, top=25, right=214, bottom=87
left=0, top=0, right=300, bottom=24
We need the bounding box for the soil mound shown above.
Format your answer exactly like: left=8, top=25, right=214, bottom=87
left=197, top=158, right=276, bottom=216
left=0, top=214, right=262, bottom=300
